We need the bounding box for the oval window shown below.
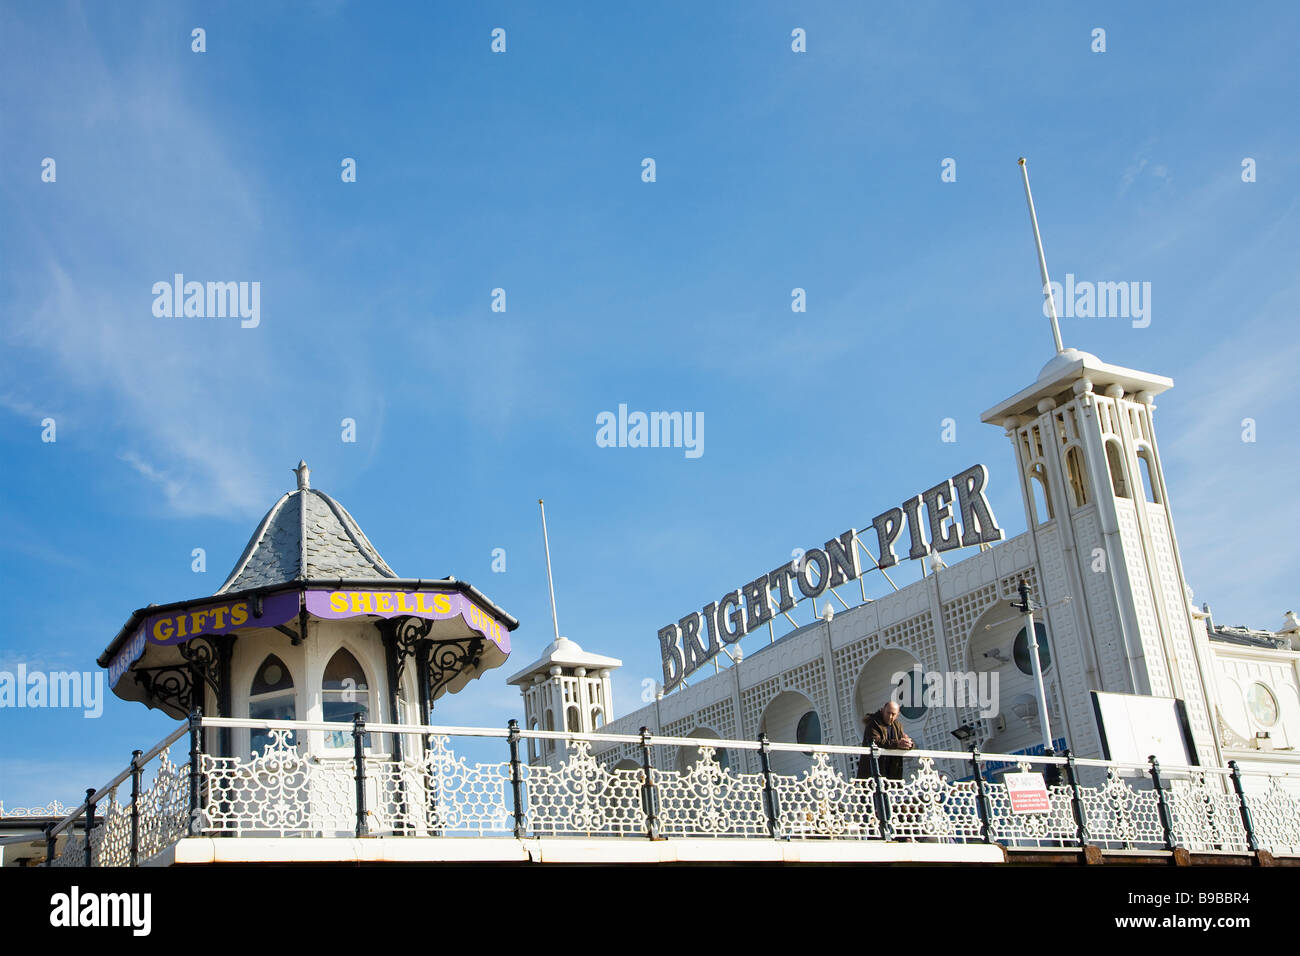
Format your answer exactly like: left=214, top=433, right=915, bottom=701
left=1014, top=623, right=1052, bottom=675
left=1247, top=683, right=1278, bottom=727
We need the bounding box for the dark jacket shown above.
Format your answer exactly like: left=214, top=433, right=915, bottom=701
left=855, top=712, right=911, bottom=780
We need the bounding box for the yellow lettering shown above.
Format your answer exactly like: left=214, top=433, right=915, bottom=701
left=329, top=592, right=348, bottom=613
left=209, top=607, right=228, bottom=629
left=176, top=613, right=188, bottom=637
left=396, top=591, right=414, bottom=613
left=229, top=603, right=249, bottom=627
left=153, top=618, right=174, bottom=641
left=432, top=594, right=451, bottom=614
left=351, top=592, right=372, bottom=613
left=415, top=593, right=433, bottom=613
left=376, top=593, right=393, bottom=613
left=191, top=611, right=209, bottom=633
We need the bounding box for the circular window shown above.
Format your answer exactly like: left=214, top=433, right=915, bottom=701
left=1014, top=623, right=1052, bottom=675
left=1247, top=683, right=1278, bottom=727
left=891, top=669, right=928, bottom=721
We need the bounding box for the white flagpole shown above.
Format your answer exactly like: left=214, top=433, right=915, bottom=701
left=538, top=499, right=562, bottom=644
left=1018, top=157, right=1065, bottom=355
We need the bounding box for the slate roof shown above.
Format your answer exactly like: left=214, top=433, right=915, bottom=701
left=1208, top=625, right=1289, bottom=650
left=217, top=464, right=398, bottom=593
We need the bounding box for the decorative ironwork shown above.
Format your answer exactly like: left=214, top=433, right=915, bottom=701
left=131, top=636, right=227, bottom=712
left=976, top=759, right=1076, bottom=846
left=772, top=752, right=879, bottom=839
left=1167, top=771, right=1248, bottom=852
left=1078, top=767, right=1165, bottom=849
left=526, top=741, right=646, bottom=837
left=178, top=635, right=222, bottom=700
left=1243, top=777, right=1300, bottom=855
left=377, top=615, right=431, bottom=688
left=657, top=746, right=771, bottom=838
left=0, top=801, right=68, bottom=817
left=134, top=664, right=195, bottom=713
left=426, top=637, right=483, bottom=699
left=44, top=751, right=190, bottom=867
left=39, top=719, right=1300, bottom=861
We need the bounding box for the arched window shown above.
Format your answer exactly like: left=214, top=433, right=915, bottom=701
left=1136, top=448, right=1160, bottom=504
left=1105, top=441, right=1130, bottom=498
left=249, top=654, right=295, bottom=756
left=322, top=648, right=371, bottom=749
left=527, top=717, right=539, bottom=762
left=1028, top=464, right=1052, bottom=524
left=591, top=707, right=605, bottom=729
left=566, top=705, right=581, bottom=733
left=544, top=711, right=555, bottom=754
left=1064, top=446, right=1089, bottom=508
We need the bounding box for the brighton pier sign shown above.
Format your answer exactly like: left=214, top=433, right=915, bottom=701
left=658, top=464, right=1004, bottom=690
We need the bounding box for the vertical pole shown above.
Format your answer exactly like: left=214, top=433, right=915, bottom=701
left=1018, top=157, right=1065, bottom=355
left=507, top=719, right=526, bottom=839
left=43, top=825, right=56, bottom=867
left=869, top=741, right=893, bottom=841
left=538, top=499, right=563, bottom=646
left=757, top=733, right=780, bottom=839
left=1064, top=750, right=1090, bottom=848
left=129, top=749, right=143, bottom=867
left=1016, top=579, right=1055, bottom=755
left=969, top=746, right=994, bottom=844
left=83, top=788, right=96, bottom=867
left=188, top=707, right=204, bottom=836
left=638, top=727, right=660, bottom=840
left=353, top=712, right=369, bottom=838
left=1228, top=761, right=1259, bottom=853
left=1149, top=756, right=1176, bottom=852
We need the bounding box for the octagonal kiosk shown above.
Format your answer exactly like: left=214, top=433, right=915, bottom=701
left=96, top=461, right=518, bottom=836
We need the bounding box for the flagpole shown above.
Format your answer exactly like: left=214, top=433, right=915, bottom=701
left=1018, top=157, right=1065, bottom=355
left=539, top=499, right=562, bottom=644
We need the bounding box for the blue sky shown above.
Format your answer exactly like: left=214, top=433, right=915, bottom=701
left=1, top=1, right=1298, bottom=807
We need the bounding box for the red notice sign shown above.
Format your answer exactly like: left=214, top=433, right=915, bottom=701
left=1005, top=772, right=1051, bottom=814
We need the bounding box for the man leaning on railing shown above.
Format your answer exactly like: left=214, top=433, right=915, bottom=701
left=855, top=700, right=915, bottom=781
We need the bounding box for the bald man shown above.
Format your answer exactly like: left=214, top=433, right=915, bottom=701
left=855, top=700, right=915, bottom=781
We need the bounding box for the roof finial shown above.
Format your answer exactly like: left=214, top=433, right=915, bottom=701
left=294, top=460, right=310, bottom=490
left=1018, top=158, right=1066, bottom=355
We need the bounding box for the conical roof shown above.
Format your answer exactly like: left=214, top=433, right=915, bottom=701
left=216, top=461, right=397, bottom=593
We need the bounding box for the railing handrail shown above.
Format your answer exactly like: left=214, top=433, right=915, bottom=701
left=189, top=715, right=1295, bottom=780
left=24, top=712, right=1300, bottom=866
left=47, top=723, right=190, bottom=839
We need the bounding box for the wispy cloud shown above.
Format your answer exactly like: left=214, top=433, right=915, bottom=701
left=1159, top=314, right=1300, bottom=625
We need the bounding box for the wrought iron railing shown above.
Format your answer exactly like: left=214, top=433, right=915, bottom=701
left=19, top=723, right=192, bottom=868
left=30, top=712, right=1300, bottom=865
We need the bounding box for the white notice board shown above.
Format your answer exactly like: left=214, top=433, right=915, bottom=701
left=1091, top=692, right=1196, bottom=768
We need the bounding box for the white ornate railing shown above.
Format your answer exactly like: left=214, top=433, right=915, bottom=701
left=29, top=714, right=1300, bottom=865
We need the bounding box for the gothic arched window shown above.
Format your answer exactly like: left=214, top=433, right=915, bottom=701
left=249, top=654, right=295, bottom=756
left=322, top=648, right=371, bottom=749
